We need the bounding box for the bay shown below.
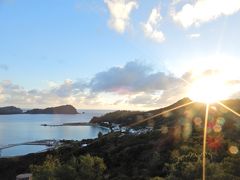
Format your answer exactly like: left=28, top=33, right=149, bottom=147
left=0, top=110, right=111, bottom=157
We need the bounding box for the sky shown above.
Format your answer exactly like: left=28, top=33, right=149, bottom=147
left=0, top=0, right=240, bottom=110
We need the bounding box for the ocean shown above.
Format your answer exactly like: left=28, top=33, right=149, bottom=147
left=0, top=110, right=111, bottom=157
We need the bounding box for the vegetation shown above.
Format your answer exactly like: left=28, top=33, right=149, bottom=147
left=90, top=110, right=142, bottom=126
left=0, top=106, right=23, bottom=114
left=90, top=98, right=192, bottom=127
left=30, top=154, right=106, bottom=180
left=1, top=98, right=240, bottom=179
left=1, top=128, right=240, bottom=179
left=0, top=105, right=79, bottom=115
left=25, top=105, right=78, bottom=114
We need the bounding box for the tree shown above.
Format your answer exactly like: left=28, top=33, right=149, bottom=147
left=30, top=155, right=60, bottom=180
left=31, top=154, right=107, bottom=180
left=76, top=154, right=107, bottom=180
left=150, top=177, right=165, bottom=180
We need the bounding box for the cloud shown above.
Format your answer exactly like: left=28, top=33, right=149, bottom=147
left=128, top=92, right=163, bottom=106
left=188, top=33, right=200, bottom=39
left=51, top=79, right=75, bottom=97
left=90, top=61, right=178, bottom=93
left=104, top=0, right=138, bottom=33
left=50, top=79, right=86, bottom=98
left=158, top=73, right=189, bottom=106
left=0, top=80, right=38, bottom=107
left=0, top=61, right=187, bottom=109
left=0, top=64, right=9, bottom=71
left=3, top=61, right=240, bottom=110
left=172, top=0, right=240, bottom=28
left=142, top=8, right=165, bottom=43
left=0, top=79, right=88, bottom=108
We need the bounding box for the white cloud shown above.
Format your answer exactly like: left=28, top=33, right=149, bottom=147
left=104, top=0, right=138, bottom=33
left=0, top=61, right=181, bottom=110
left=90, top=61, right=178, bottom=93
left=142, top=8, right=165, bottom=43
left=188, top=33, right=200, bottom=38
left=0, top=79, right=88, bottom=108
left=172, top=0, right=240, bottom=28
left=3, top=61, right=240, bottom=110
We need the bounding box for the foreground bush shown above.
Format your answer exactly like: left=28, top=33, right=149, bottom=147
left=30, top=154, right=107, bottom=180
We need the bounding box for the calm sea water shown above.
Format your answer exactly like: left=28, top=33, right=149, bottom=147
left=0, top=110, right=111, bottom=157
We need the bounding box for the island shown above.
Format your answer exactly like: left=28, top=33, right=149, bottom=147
left=0, top=105, right=79, bottom=115
left=25, top=105, right=78, bottom=114
left=0, top=106, right=23, bottom=115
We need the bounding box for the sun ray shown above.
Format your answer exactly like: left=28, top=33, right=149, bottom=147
left=129, top=101, right=194, bottom=127
left=202, top=104, right=209, bottom=180
left=217, top=101, right=240, bottom=118
left=179, top=77, right=191, bottom=85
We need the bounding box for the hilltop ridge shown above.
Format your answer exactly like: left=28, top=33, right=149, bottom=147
left=0, top=105, right=78, bottom=115
left=25, top=105, right=78, bottom=114
left=0, top=106, right=23, bottom=115
left=90, top=97, right=240, bottom=128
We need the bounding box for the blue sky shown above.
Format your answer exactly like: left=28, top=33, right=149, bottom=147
left=0, top=0, right=240, bottom=110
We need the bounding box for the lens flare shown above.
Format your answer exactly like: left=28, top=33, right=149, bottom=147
left=213, top=124, right=222, bottom=133
left=229, top=146, right=239, bottom=155
left=127, top=59, right=240, bottom=180
left=188, top=75, right=231, bottom=103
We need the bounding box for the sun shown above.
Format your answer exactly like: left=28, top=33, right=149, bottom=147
left=188, top=74, right=231, bottom=104
left=185, top=54, right=240, bottom=104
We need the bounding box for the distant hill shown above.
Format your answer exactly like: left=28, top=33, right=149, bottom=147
left=90, top=97, right=240, bottom=129
left=90, top=110, right=142, bottom=126
left=90, top=97, right=192, bottom=126
left=0, top=106, right=23, bottom=115
left=25, top=105, right=78, bottom=114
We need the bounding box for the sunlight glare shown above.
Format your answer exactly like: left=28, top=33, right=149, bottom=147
left=188, top=75, right=231, bottom=103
